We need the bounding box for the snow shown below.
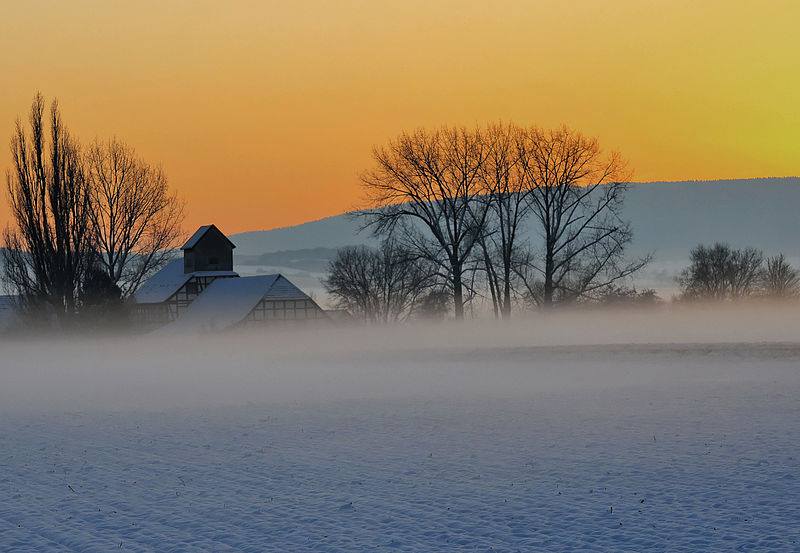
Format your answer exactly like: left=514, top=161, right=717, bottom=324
left=261, top=274, right=313, bottom=301
left=132, top=260, right=191, bottom=304
left=1, top=311, right=800, bottom=551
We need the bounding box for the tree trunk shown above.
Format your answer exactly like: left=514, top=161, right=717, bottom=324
left=481, top=243, right=500, bottom=319
left=452, top=260, right=465, bottom=320
left=501, top=268, right=512, bottom=320
left=542, top=249, right=555, bottom=308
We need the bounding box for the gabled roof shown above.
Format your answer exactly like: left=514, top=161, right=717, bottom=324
left=133, top=259, right=238, bottom=304
left=162, top=274, right=312, bottom=333
left=262, top=275, right=314, bottom=301
left=181, top=224, right=237, bottom=250
left=133, top=260, right=190, bottom=304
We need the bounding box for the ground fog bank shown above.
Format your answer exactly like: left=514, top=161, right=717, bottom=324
left=2, top=304, right=800, bottom=412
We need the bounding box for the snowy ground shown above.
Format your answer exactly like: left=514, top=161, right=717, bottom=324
left=2, top=312, right=800, bottom=551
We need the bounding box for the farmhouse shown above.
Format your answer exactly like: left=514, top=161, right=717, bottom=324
left=133, top=225, right=326, bottom=331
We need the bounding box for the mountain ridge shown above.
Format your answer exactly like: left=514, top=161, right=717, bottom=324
left=230, top=177, right=800, bottom=261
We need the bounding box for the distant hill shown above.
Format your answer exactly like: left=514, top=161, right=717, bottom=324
left=236, top=247, right=342, bottom=273
left=233, top=177, right=800, bottom=258
left=230, top=178, right=800, bottom=297
left=621, top=178, right=800, bottom=260
left=232, top=215, right=374, bottom=255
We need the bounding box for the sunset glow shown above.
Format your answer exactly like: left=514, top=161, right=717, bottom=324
left=2, top=0, right=798, bottom=233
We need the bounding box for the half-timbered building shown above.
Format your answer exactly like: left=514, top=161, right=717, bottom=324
left=133, top=225, right=326, bottom=332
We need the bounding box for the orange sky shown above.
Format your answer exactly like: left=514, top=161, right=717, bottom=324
left=1, top=1, right=798, bottom=233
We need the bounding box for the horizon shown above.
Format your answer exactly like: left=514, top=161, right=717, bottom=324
left=3, top=1, right=799, bottom=233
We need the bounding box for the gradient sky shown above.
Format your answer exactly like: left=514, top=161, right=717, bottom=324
left=1, top=1, right=798, bottom=233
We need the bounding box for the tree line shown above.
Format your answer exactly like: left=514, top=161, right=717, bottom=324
left=325, top=123, right=650, bottom=321
left=325, top=235, right=800, bottom=323
left=678, top=244, right=799, bottom=301
left=2, top=93, right=183, bottom=328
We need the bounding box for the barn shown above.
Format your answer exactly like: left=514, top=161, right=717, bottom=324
left=133, top=225, right=326, bottom=331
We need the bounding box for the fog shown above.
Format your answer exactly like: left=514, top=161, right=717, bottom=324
left=2, top=304, right=799, bottom=413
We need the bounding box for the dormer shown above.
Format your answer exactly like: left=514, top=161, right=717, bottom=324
left=181, top=224, right=236, bottom=273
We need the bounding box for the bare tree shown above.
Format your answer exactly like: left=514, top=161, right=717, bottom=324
left=360, top=127, right=490, bottom=319
left=2, top=93, right=93, bottom=323
left=678, top=243, right=764, bottom=301
left=323, top=240, right=435, bottom=323
left=515, top=126, right=649, bottom=307
left=86, top=138, right=184, bottom=297
left=760, top=253, right=799, bottom=299
left=477, top=123, right=530, bottom=319
left=323, top=245, right=374, bottom=322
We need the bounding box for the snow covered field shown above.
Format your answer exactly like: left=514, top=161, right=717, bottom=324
left=2, top=309, right=800, bottom=551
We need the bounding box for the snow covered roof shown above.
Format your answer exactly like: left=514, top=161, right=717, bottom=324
left=181, top=224, right=237, bottom=250
left=262, top=275, right=314, bottom=301
left=133, top=259, right=238, bottom=304
left=133, top=260, right=190, bottom=304
left=162, top=274, right=311, bottom=333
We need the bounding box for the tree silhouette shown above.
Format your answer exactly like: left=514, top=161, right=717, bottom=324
left=360, top=126, right=490, bottom=320
left=2, top=93, right=93, bottom=323
left=86, top=138, right=184, bottom=297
